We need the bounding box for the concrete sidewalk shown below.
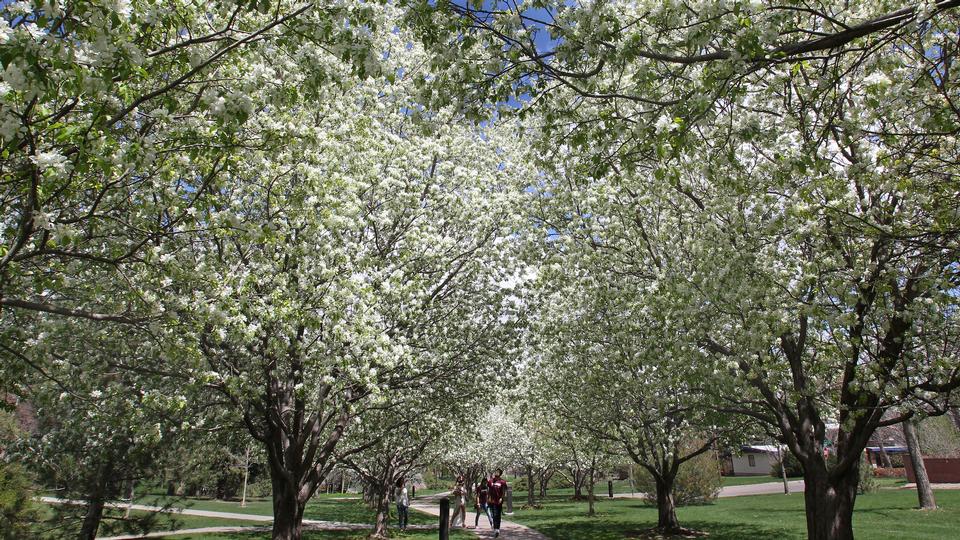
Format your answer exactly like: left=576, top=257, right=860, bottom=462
left=411, top=494, right=549, bottom=540
left=718, top=480, right=805, bottom=497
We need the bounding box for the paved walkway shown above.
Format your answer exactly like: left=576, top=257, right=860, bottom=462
left=718, top=480, right=805, bottom=497
left=410, top=493, right=549, bottom=540
left=98, top=526, right=271, bottom=539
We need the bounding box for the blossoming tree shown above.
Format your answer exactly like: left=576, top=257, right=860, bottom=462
left=410, top=2, right=960, bottom=539
left=171, top=23, right=532, bottom=539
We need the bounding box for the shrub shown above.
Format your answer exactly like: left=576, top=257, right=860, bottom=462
left=421, top=469, right=441, bottom=489
left=632, top=449, right=722, bottom=506
left=856, top=455, right=877, bottom=494
left=513, top=476, right=528, bottom=493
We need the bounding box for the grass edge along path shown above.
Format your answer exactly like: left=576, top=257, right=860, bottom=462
left=42, top=496, right=445, bottom=539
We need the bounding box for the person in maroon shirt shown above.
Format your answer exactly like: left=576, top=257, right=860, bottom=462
left=487, top=468, right=508, bottom=537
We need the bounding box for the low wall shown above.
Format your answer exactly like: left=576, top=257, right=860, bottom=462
left=904, top=455, right=960, bottom=483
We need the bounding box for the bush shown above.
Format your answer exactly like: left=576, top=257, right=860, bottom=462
left=856, top=456, right=877, bottom=494
left=632, top=449, right=722, bottom=506
left=421, top=469, right=441, bottom=489
left=770, top=451, right=804, bottom=478
left=513, top=476, right=528, bottom=493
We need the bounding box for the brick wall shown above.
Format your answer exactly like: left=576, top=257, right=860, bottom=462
left=904, top=455, right=960, bottom=483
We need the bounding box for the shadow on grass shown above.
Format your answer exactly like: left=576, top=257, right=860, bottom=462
left=526, top=519, right=790, bottom=540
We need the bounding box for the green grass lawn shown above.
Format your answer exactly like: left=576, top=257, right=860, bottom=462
left=511, top=479, right=639, bottom=500
left=875, top=477, right=910, bottom=489
left=505, top=488, right=960, bottom=540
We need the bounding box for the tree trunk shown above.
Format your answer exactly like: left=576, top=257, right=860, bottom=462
left=78, top=461, right=113, bottom=540
left=654, top=475, right=680, bottom=533
left=271, top=472, right=306, bottom=540
left=877, top=441, right=892, bottom=468
left=241, top=446, right=251, bottom=507
left=124, top=481, right=135, bottom=519
left=526, top=465, right=535, bottom=506
left=586, top=468, right=595, bottom=516
left=371, top=481, right=392, bottom=538
left=776, top=445, right=790, bottom=494
left=571, top=466, right=584, bottom=499
left=801, top=464, right=858, bottom=540
left=903, top=418, right=937, bottom=510
left=78, top=495, right=106, bottom=540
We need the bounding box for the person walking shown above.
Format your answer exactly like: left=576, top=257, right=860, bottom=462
left=450, top=474, right=467, bottom=528
left=487, top=468, right=508, bottom=537
left=395, top=478, right=409, bottom=531
left=473, top=476, right=493, bottom=529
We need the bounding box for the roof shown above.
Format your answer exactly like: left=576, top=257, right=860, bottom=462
left=866, top=446, right=908, bottom=453
left=741, top=445, right=781, bottom=454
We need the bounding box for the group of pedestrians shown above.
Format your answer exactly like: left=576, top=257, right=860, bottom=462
left=395, top=468, right=509, bottom=538
left=450, top=468, right=509, bottom=537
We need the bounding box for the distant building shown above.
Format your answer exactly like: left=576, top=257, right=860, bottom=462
left=728, top=445, right=780, bottom=476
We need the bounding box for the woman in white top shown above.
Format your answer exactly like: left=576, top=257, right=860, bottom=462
left=450, top=474, right=467, bottom=527
left=395, top=478, right=409, bottom=531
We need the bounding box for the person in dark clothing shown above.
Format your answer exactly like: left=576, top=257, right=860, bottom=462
left=487, top=468, right=508, bottom=537
left=474, top=476, right=493, bottom=528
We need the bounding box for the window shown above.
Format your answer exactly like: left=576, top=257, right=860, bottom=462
left=748, top=454, right=756, bottom=467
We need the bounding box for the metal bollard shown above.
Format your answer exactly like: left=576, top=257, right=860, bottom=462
left=439, top=497, right=450, bottom=540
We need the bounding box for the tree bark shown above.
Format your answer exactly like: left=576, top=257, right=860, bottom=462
left=371, top=480, right=392, bottom=538
left=78, top=495, right=106, bottom=540
left=538, top=471, right=549, bottom=498
left=586, top=467, right=596, bottom=516
left=801, top=463, right=858, bottom=540
left=526, top=465, right=535, bottom=506
left=776, top=445, right=790, bottom=494
left=78, top=461, right=112, bottom=540
left=571, top=465, right=585, bottom=499
left=903, top=418, right=937, bottom=510
left=877, top=441, right=892, bottom=468
left=270, top=470, right=307, bottom=540
left=654, top=475, right=680, bottom=533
